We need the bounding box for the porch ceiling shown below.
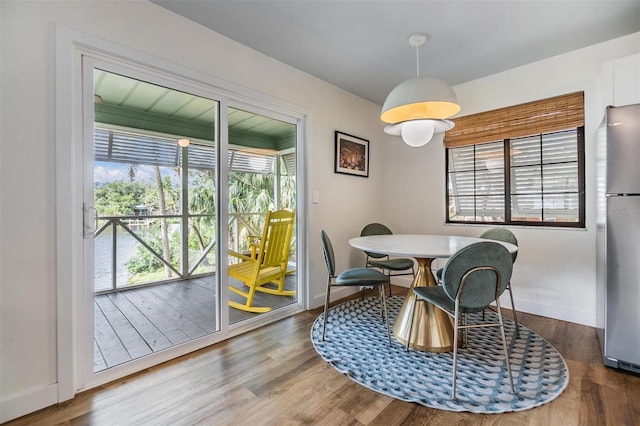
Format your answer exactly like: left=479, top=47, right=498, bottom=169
left=94, top=69, right=295, bottom=151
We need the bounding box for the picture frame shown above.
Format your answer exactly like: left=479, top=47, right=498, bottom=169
left=334, top=131, right=369, bottom=177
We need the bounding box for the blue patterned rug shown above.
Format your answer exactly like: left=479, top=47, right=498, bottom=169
left=310, top=296, right=569, bottom=413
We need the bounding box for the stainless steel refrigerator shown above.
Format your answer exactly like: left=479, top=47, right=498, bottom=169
left=596, top=103, right=640, bottom=374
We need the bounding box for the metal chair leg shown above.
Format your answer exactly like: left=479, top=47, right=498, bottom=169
left=461, top=313, right=468, bottom=348
left=451, top=308, right=460, bottom=400
left=379, top=285, right=392, bottom=346
left=507, top=283, right=520, bottom=337
left=322, top=279, right=332, bottom=341
left=495, top=297, right=515, bottom=393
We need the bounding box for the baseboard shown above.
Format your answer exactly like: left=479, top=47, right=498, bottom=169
left=513, top=298, right=596, bottom=327
left=310, top=286, right=359, bottom=308
left=390, top=276, right=413, bottom=288
left=0, top=383, right=58, bottom=423
left=391, top=276, right=596, bottom=327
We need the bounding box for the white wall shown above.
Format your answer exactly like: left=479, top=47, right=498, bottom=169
left=380, top=33, right=640, bottom=327
left=0, top=0, right=385, bottom=421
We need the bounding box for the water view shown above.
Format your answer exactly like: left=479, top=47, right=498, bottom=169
left=94, top=227, right=139, bottom=292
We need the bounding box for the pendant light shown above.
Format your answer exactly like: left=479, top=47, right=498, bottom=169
left=381, top=34, right=460, bottom=147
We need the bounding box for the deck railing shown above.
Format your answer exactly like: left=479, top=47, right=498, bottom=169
left=94, top=212, right=271, bottom=294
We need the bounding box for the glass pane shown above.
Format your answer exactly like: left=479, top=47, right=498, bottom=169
left=475, top=195, right=505, bottom=222
left=448, top=145, right=475, bottom=172
left=476, top=169, right=504, bottom=195
left=511, top=135, right=541, bottom=166
left=543, top=163, right=578, bottom=193
left=188, top=163, right=216, bottom=274
left=448, top=171, right=475, bottom=195
left=511, top=165, right=542, bottom=193
left=448, top=196, right=475, bottom=221
left=94, top=222, right=113, bottom=293
left=123, top=217, right=182, bottom=287
left=475, top=141, right=504, bottom=171
left=542, top=130, right=577, bottom=164
left=93, top=67, right=221, bottom=373
left=511, top=194, right=542, bottom=222
left=227, top=107, right=297, bottom=324
left=185, top=142, right=216, bottom=171
left=543, top=194, right=579, bottom=222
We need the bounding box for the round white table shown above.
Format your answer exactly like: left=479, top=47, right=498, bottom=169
left=349, top=234, right=517, bottom=352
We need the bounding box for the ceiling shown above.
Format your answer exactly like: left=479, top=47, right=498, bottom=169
left=152, top=0, right=640, bottom=107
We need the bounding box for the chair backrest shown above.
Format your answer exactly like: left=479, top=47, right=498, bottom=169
left=479, top=228, right=518, bottom=262
left=360, top=223, right=393, bottom=259
left=441, top=241, right=513, bottom=310
left=257, top=209, right=295, bottom=268
left=320, top=230, right=336, bottom=277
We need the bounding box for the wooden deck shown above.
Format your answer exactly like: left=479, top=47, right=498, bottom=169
left=93, top=274, right=296, bottom=372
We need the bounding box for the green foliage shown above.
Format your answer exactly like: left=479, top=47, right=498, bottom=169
left=189, top=169, right=216, bottom=214
left=126, top=229, right=165, bottom=275
left=95, top=180, right=151, bottom=216
left=125, top=222, right=180, bottom=276
left=98, top=157, right=296, bottom=281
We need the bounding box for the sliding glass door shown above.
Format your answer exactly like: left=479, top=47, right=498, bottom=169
left=89, top=66, right=222, bottom=372
left=226, top=107, right=297, bottom=324
left=83, top=59, right=300, bottom=381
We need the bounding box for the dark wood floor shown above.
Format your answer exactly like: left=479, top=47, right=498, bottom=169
left=7, top=286, right=640, bottom=426
left=94, top=275, right=296, bottom=372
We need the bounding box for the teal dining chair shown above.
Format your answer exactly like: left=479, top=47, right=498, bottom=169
left=360, top=223, right=415, bottom=297
left=479, top=228, right=519, bottom=336
left=406, top=241, right=515, bottom=400
left=320, top=230, right=391, bottom=346
left=435, top=227, right=519, bottom=336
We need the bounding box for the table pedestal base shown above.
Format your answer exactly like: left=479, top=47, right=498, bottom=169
left=393, top=257, right=454, bottom=352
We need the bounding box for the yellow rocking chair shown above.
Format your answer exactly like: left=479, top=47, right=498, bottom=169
left=228, top=209, right=295, bottom=313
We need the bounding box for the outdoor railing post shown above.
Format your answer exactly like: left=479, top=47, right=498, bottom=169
left=111, top=219, right=117, bottom=291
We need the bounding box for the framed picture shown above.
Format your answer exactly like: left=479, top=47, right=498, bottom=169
left=334, top=131, right=369, bottom=177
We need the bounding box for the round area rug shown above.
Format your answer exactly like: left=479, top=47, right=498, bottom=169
left=311, top=296, right=569, bottom=413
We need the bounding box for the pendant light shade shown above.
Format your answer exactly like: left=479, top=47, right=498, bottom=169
left=381, top=33, right=460, bottom=147
left=380, top=77, right=460, bottom=124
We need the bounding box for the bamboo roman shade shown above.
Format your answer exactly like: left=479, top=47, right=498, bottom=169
left=445, top=91, right=584, bottom=148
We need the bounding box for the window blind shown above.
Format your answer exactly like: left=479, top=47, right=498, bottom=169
left=444, top=91, right=584, bottom=148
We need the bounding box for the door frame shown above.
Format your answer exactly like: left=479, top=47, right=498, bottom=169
left=55, top=26, right=308, bottom=401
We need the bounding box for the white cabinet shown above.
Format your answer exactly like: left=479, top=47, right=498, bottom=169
left=601, top=54, right=640, bottom=107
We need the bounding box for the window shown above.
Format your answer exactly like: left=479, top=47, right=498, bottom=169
left=445, top=92, right=585, bottom=228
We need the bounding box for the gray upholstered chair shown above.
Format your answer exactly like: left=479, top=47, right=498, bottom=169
left=407, top=241, right=515, bottom=399
left=479, top=228, right=519, bottom=336
left=320, top=230, right=391, bottom=346
left=435, top=227, right=519, bottom=336
left=360, top=223, right=415, bottom=296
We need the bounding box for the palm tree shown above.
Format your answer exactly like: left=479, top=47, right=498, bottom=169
left=154, top=166, right=172, bottom=278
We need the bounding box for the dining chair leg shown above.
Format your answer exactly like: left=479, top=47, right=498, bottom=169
left=496, top=297, right=515, bottom=394
left=451, top=308, right=460, bottom=400
left=322, top=279, right=332, bottom=341
left=507, top=283, right=520, bottom=337
left=461, top=313, right=468, bottom=348
left=379, top=285, right=392, bottom=346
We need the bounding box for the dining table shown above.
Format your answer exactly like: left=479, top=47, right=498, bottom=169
left=348, top=234, right=518, bottom=352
